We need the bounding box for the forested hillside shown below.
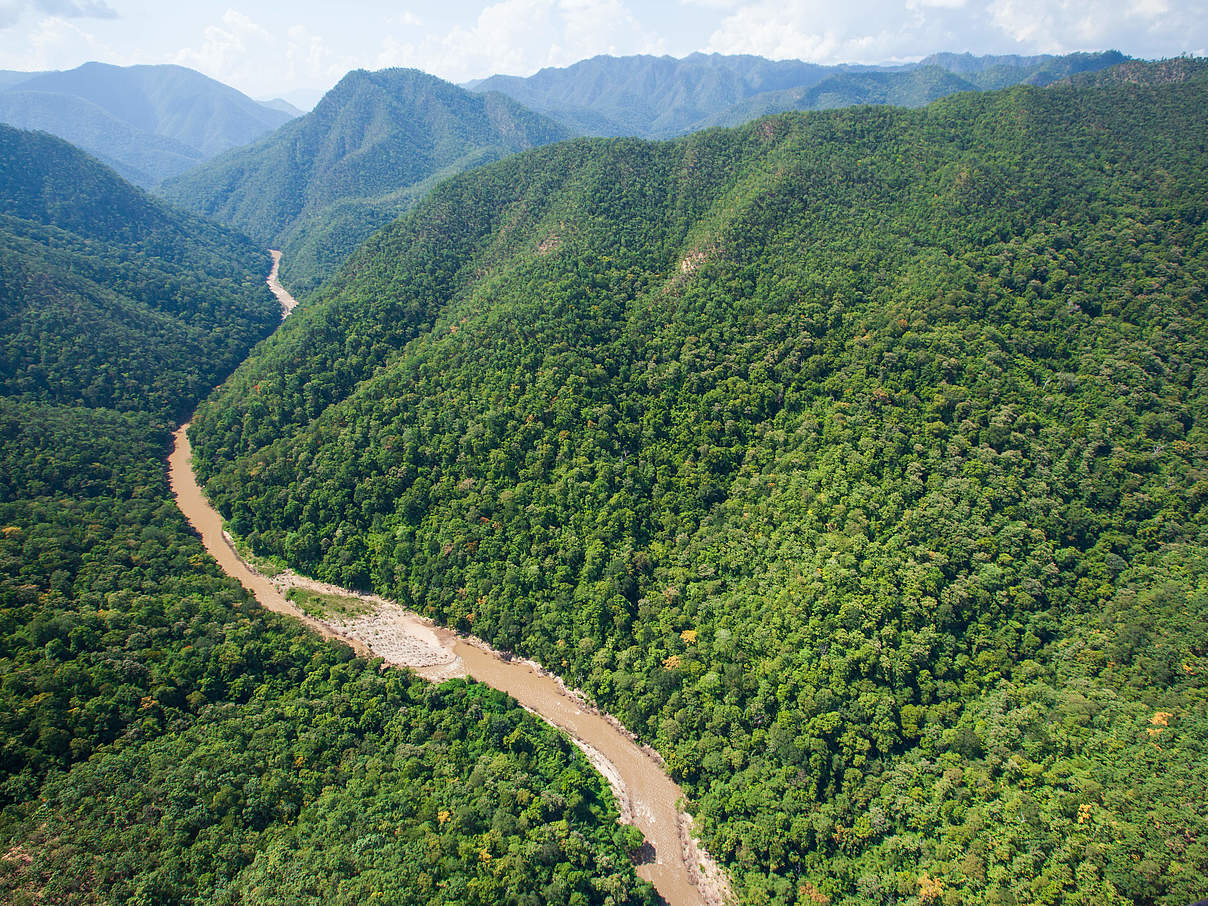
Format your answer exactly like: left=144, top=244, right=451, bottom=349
left=0, top=126, right=651, bottom=904
left=468, top=50, right=1126, bottom=138
left=0, top=123, right=280, bottom=417
left=161, top=68, right=570, bottom=295
left=0, top=63, right=295, bottom=187
left=190, top=62, right=1208, bottom=905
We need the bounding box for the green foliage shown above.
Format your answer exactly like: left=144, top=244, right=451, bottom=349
left=924, top=50, right=1131, bottom=89
left=0, top=127, right=650, bottom=903
left=0, top=401, right=650, bottom=904
left=161, top=68, right=572, bottom=295
left=690, top=65, right=977, bottom=131
left=3, top=643, right=652, bottom=906
left=191, top=70, right=1208, bottom=904
left=285, top=586, right=371, bottom=618
left=0, top=124, right=280, bottom=419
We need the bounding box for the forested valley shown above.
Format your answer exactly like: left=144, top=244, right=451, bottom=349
left=188, top=60, right=1208, bottom=905
left=0, top=124, right=653, bottom=905
left=160, top=68, right=571, bottom=297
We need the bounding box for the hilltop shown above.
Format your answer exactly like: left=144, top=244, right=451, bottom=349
left=0, top=62, right=295, bottom=187
left=161, top=67, right=571, bottom=295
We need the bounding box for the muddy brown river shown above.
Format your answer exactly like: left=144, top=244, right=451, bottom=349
left=167, top=254, right=731, bottom=906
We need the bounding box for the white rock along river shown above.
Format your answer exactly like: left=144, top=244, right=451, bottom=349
left=167, top=252, right=732, bottom=906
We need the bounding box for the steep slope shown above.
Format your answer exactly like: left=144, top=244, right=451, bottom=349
left=0, top=62, right=295, bottom=187
left=0, top=125, right=652, bottom=905
left=0, top=123, right=280, bottom=416
left=190, top=69, right=1208, bottom=905
left=160, top=67, right=571, bottom=296
left=469, top=50, right=1127, bottom=138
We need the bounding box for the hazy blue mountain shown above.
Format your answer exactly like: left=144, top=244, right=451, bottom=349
left=469, top=50, right=1129, bottom=137
left=0, top=62, right=296, bottom=187
left=692, top=64, right=979, bottom=130
left=467, top=53, right=849, bottom=136
left=0, top=70, right=42, bottom=89
left=161, top=67, right=572, bottom=295
left=920, top=49, right=1128, bottom=88
left=257, top=97, right=305, bottom=117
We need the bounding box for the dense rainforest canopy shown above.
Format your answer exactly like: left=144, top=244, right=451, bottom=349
left=0, top=125, right=652, bottom=904
left=0, top=123, right=283, bottom=418
left=190, top=60, right=1208, bottom=905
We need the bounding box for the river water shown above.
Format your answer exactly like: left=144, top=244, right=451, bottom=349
left=167, top=253, right=730, bottom=906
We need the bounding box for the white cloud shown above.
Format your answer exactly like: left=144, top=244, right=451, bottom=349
left=704, top=0, right=1208, bottom=63
left=679, top=0, right=743, bottom=9
left=2, top=14, right=115, bottom=68
left=0, top=3, right=26, bottom=28
left=174, top=9, right=353, bottom=100
left=704, top=0, right=926, bottom=62
left=907, top=0, right=967, bottom=9
left=986, top=0, right=1192, bottom=49
left=175, top=10, right=269, bottom=76
left=375, top=0, right=666, bottom=83
left=0, top=0, right=115, bottom=29
left=34, top=0, right=116, bottom=18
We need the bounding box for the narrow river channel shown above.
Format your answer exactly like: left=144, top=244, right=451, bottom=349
left=167, top=253, right=731, bottom=906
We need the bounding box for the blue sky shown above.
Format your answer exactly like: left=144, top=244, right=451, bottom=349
left=1, top=0, right=1205, bottom=107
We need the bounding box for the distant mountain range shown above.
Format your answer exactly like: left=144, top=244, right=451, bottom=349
left=0, top=62, right=297, bottom=187
left=161, top=51, right=1134, bottom=297
left=467, top=50, right=1129, bottom=138
left=257, top=97, right=305, bottom=117
left=160, top=67, right=572, bottom=295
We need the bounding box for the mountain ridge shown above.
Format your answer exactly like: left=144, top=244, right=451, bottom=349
left=0, top=62, right=296, bottom=187
left=160, top=66, right=572, bottom=295
left=469, top=49, right=1129, bottom=137
left=0, top=122, right=281, bottom=417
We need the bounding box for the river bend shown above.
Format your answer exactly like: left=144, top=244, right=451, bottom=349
left=167, top=253, right=731, bottom=906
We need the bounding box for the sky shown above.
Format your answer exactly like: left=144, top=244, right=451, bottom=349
left=0, top=0, right=1205, bottom=108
